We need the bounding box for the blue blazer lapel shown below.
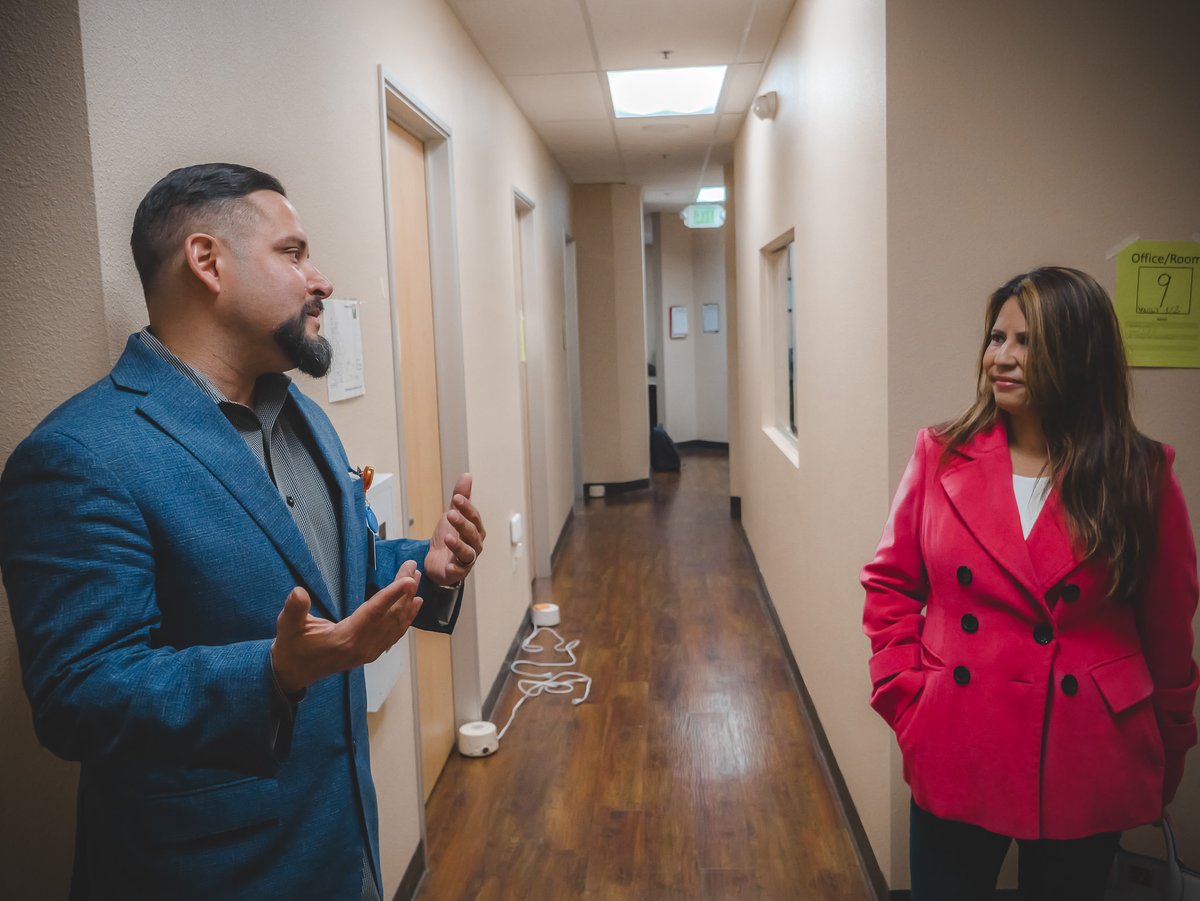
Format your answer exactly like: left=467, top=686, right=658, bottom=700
left=939, top=423, right=1043, bottom=602
left=111, top=339, right=339, bottom=620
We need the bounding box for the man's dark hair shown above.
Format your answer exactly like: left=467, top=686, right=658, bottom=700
left=130, top=163, right=285, bottom=293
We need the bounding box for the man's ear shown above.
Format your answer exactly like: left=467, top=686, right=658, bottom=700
left=183, top=233, right=223, bottom=294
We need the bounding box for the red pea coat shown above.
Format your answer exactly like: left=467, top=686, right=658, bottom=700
left=862, top=424, right=1199, bottom=840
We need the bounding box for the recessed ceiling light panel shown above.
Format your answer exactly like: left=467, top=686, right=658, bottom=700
left=696, top=186, right=726, bottom=203
left=608, top=66, right=727, bottom=118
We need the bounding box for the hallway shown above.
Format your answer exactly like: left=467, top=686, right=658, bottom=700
left=420, top=448, right=873, bottom=899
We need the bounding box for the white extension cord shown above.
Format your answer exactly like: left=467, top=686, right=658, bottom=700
left=495, top=625, right=593, bottom=741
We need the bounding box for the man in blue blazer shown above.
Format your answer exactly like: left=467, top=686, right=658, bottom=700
left=0, top=163, right=486, bottom=899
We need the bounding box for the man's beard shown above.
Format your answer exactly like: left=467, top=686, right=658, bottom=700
left=274, top=301, right=333, bottom=377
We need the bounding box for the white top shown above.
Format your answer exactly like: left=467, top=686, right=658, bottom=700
left=1013, top=474, right=1051, bottom=539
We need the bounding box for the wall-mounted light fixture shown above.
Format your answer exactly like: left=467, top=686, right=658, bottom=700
left=752, top=91, right=778, bottom=120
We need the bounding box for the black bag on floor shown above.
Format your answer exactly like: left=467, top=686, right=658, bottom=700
left=650, top=425, right=681, bottom=473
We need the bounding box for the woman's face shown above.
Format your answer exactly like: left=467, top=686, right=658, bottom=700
left=984, top=296, right=1033, bottom=419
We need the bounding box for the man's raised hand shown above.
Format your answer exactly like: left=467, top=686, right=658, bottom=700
left=424, top=472, right=486, bottom=587
left=272, top=560, right=423, bottom=694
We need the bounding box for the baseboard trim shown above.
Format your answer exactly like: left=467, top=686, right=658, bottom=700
left=675, top=439, right=730, bottom=451
left=391, top=839, right=425, bottom=901
left=481, top=511, right=574, bottom=724
left=890, top=893, right=1018, bottom=900
left=736, top=523, right=890, bottom=901
left=551, top=508, right=574, bottom=567
left=583, top=478, right=650, bottom=498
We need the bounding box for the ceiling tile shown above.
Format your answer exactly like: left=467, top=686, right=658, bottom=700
left=449, top=0, right=795, bottom=200
left=614, top=116, right=720, bottom=153
left=623, top=147, right=711, bottom=182
left=643, top=192, right=700, bottom=212
left=707, top=145, right=734, bottom=166
left=643, top=176, right=705, bottom=206
left=700, top=163, right=727, bottom=186
left=716, top=113, right=744, bottom=143
left=448, top=0, right=595, bottom=75
left=536, top=119, right=618, bottom=154
left=586, top=0, right=756, bottom=70
left=505, top=73, right=610, bottom=121
left=556, top=150, right=625, bottom=184
left=742, top=0, right=797, bottom=63
left=719, top=63, right=763, bottom=114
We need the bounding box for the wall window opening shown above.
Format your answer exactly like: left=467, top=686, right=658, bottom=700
left=760, top=232, right=799, bottom=464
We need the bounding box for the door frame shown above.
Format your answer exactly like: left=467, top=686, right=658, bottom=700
left=511, top=188, right=553, bottom=580
left=376, top=67, right=483, bottom=797
left=563, top=235, right=583, bottom=499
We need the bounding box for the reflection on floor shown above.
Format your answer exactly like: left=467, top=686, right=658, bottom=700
left=419, top=447, right=872, bottom=899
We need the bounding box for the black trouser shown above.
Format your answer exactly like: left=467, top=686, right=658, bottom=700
left=909, top=798, right=1121, bottom=901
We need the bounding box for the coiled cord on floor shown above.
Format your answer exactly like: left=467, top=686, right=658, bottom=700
left=495, top=625, right=593, bottom=741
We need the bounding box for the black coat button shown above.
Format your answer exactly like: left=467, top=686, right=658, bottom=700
left=286, top=496, right=296, bottom=507
left=954, top=665, right=971, bottom=685
left=1034, top=624, right=1054, bottom=645
left=961, top=614, right=979, bottom=633
left=957, top=566, right=972, bottom=586
left=1061, top=675, right=1078, bottom=696
left=1061, top=583, right=1080, bottom=602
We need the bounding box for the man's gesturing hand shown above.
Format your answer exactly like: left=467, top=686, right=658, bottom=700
left=424, top=472, right=486, bottom=587
left=272, top=560, right=423, bottom=695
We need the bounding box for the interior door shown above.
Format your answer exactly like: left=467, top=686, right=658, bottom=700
left=386, top=119, right=456, bottom=800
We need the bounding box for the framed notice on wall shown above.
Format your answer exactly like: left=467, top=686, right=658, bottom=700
left=1113, top=240, right=1200, bottom=368
left=669, top=305, right=688, bottom=339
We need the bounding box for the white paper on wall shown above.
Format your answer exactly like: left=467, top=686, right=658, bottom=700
left=323, top=299, right=365, bottom=402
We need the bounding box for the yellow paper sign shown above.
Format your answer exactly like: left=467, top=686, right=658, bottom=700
left=1113, top=240, right=1200, bottom=368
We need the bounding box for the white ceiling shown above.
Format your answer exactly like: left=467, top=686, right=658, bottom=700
left=447, top=0, right=795, bottom=211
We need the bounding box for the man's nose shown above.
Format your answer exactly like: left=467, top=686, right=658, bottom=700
left=308, top=264, right=333, bottom=298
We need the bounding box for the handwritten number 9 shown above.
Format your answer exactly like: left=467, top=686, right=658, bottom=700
left=1158, top=272, right=1172, bottom=309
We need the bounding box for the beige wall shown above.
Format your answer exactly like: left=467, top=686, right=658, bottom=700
left=661, top=213, right=699, bottom=440
left=735, top=0, right=1200, bottom=891
left=0, top=0, right=109, bottom=894
left=725, top=161, right=742, bottom=499
left=2, top=0, right=573, bottom=895
left=731, top=0, right=891, bottom=886
left=572, top=183, right=650, bottom=485
left=887, top=0, right=1200, bottom=878
left=692, top=227, right=728, bottom=442
left=645, top=214, right=663, bottom=377
left=659, top=215, right=729, bottom=443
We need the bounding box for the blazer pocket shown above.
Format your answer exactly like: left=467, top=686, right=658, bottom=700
left=139, top=775, right=280, bottom=844
left=871, top=667, right=925, bottom=730
left=1090, top=653, right=1154, bottom=716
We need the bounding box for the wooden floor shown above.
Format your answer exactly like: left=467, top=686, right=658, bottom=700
left=419, top=448, right=873, bottom=900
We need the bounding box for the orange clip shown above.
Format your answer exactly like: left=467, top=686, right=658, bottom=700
left=362, top=466, right=375, bottom=492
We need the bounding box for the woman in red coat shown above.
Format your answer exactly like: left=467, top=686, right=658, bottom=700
left=862, top=267, right=1198, bottom=900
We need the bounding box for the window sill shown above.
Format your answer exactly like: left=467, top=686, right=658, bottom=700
left=763, top=425, right=800, bottom=469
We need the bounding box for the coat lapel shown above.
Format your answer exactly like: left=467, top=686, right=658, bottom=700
left=939, top=423, right=1043, bottom=603
left=1024, top=486, right=1082, bottom=590
left=112, top=339, right=339, bottom=620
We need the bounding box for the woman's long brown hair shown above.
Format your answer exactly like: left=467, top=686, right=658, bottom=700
left=937, top=267, right=1164, bottom=600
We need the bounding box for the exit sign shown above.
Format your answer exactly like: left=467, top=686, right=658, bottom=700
left=680, top=203, right=725, bottom=229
